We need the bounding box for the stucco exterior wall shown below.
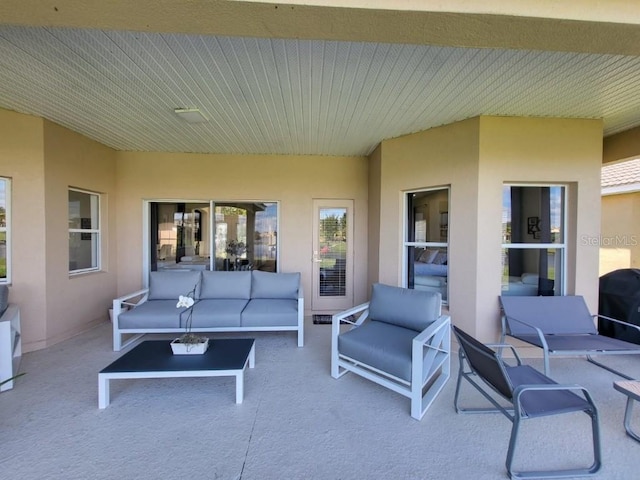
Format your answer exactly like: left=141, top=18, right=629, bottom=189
left=367, top=144, right=382, bottom=290
left=378, top=117, right=480, bottom=335
left=42, top=120, right=117, bottom=347
left=477, top=116, right=603, bottom=340
left=375, top=116, right=602, bottom=342
left=0, top=110, right=117, bottom=351
left=0, top=109, right=47, bottom=351
left=114, top=151, right=369, bottom=314
left=600, top=192, right=640, bottom=274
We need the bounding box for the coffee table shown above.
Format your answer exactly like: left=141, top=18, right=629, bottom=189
left=98, top=338, right=255, bottom=408
left=613, top=380, right=640, bottom=442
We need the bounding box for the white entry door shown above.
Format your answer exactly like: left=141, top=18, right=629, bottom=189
left=312, top=199, right=354, bottom=312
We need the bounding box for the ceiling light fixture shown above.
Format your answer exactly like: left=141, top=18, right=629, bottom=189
left=173, top=108, right=208, bottom=123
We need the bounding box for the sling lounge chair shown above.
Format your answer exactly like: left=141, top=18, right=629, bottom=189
left=453, top=326, right=601, bottom=479
left=500, top=295, right=640, bottom=379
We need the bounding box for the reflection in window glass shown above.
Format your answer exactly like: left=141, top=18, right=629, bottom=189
left=151, top=201, right=278, bottom=272
left=405, top=188, right=449, bottom=304
left=501, top=185, right=565, bottom=296
left=69, top=189, right=100, bottom=273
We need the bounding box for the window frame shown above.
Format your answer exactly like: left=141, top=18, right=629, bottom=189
left=501, top=183, right=567, bottom=296
left=68, top=187, right=101, bottom=275
left=0, top=177, right=11, bottom=284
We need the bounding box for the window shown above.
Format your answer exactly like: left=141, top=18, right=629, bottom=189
left=0, top=178, right=10, bottom=283
left=69, top=188, right=100, bottom=273
left=405, top=188, right=449, bottom=303
left=502, top=185, right=565, bottom=296
left=150, top=201, right=278, bottom=272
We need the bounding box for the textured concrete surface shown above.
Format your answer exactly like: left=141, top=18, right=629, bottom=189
left=1, top=318, right=638, bottom=479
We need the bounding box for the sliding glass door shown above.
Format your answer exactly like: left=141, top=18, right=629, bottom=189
left=148, top=200, right=278, bottom=272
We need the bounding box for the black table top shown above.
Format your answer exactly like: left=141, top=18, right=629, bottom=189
left=100, top=338, right=255, bottom=374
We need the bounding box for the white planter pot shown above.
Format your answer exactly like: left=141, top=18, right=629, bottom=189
left=170, top=338, right=209, bottom=355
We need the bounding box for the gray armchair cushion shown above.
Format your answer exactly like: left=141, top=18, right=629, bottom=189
left=200, top=271, right=251, bottom=299
left=338, top=320, right=417, bottom=382
left=148, top=271, right=202, bottom=300
left=251, top=271, right=300, bottom=299
left=368, top=283, right=441, bottom=332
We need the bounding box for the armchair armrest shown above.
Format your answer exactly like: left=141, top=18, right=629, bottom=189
left=502, top=315, right=550, bottom=351
left=485, top=343, right=523, bottom=366
left=595, top=314, right=640, bottom=333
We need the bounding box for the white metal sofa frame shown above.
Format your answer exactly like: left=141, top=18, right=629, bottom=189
left=453, top=326, right=601, bottom=479
left=500, top=295, right=640, bottom=380
left=331, top=284, right=450, bottom=420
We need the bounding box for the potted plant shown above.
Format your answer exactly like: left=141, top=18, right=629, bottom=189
left=171, top=282, right=209, bottom=354
left=225, top=239, right=247, bottom=270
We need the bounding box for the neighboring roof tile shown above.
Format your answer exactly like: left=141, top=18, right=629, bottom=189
left=602, top=158, right=640, bottom=187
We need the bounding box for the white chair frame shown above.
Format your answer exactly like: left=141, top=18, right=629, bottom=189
left=331, top=302, right=451, bottom=420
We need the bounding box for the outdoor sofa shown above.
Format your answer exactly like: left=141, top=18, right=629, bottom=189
left=112, top=270, right=303, bottom=351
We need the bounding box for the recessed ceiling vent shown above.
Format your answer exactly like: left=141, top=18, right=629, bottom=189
left=173, top=108, right=208, bottom=123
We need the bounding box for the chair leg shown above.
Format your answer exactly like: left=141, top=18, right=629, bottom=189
left=505, top=407, right=601, bottom=479
left=623, top=397, right=640, bottom=442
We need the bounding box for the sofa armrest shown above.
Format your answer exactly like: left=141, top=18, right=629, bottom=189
left=112, top=289, right=149, bottom=317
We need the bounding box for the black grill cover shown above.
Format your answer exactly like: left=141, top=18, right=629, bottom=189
left=598, top=269, right=640, bottom=344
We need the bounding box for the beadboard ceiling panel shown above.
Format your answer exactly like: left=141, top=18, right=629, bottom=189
left=1, top=25, right=640, bottom=156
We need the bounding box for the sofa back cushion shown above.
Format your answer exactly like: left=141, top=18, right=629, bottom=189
left=200, top=271, right=252, bottom=299
left=148, top=271, right=202, bottom=300
left=251, top=270, right=300, bottom=299
left=368, top=283, right=441, bottom=332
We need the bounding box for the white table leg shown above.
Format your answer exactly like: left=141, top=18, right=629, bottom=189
left=235, top=371, right=244, bottom=404
left=98, top=374, right=110, bottom=409
left=248, top=342, right=255, bottom=368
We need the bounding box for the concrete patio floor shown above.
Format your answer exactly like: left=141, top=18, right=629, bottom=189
left=1, top=318, right=639, bottom=479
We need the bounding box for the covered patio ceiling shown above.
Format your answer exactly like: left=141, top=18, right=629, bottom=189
left=1, top=1, right=640, bottom=157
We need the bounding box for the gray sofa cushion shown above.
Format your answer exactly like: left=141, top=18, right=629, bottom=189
left=148, top=271, right=202, bottom=300
left=118, top=300, right=184, bottom=329
left=241, top=299, right=299, bottom=327
left=191, top=299, right=248, bottom=327
left=200, top=271, right=251, bottom=299
left=368, top=283, right=441, bottom=332
left=338, top=320, right=418, bottom=382
left=251, top=271, right=300, bottom=299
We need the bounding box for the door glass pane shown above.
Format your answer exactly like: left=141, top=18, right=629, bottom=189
left=318, top=207, right=347, bottom=297
left=406, top=188, right=449, bottom=303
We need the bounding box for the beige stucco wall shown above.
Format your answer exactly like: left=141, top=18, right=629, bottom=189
left=42, top=120, right=117, bottom=348
left=114, top=151, right=369, bottom=314
left=0, top=109, right=47, bottom=350
left=378, top=117, right=480, bottom=334
left=0, top=110, right=117, bottom=351
left=367, top=144, right=382, bottom=289
left=477, top=116, right=603, bottom=341
left=375, top=116, right=602, bottom=342
left=600, top=192, right=640, bottom=275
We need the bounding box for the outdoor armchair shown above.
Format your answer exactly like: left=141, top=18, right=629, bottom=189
left=500, top=295, right=640, bottom=379
left=331, top=283, right=450, bottom=420
left=453, top=326, right=601, bottom=479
